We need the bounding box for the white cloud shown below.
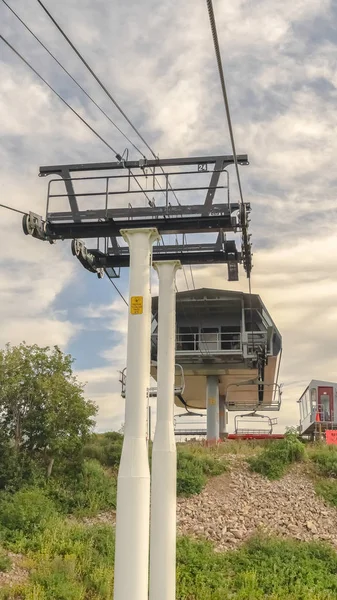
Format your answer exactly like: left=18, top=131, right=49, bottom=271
left=1, top=0, right=336, bottom=434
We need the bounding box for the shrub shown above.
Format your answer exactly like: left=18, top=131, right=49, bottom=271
left=197, top=455, right=227, bottom=477
left=46, top=460, right=116, bottom=516
left=176, top=534, right=337, bottom=600
left=177, top=452, right=207, bottom=496
left=0, top=488, right=58, bottom=543
left=248, top=431, right=305, bottom=480
left=310, top=446, right=337, bottom=477
left=315, top=480, right=337, bottom=507
left=83, top=432, right=123, bottom=469
left=31, top=556, right=85, bottom=600
left=176, top=446, right=227, bottom=496
left=0, top=550, right=11, bottom=573
left=6, top=522, right=115, bottom=600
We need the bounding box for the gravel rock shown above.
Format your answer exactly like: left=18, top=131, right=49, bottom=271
left=177, top=459, right=337, bottom=551
left=0, top=553, right=28, bottom=588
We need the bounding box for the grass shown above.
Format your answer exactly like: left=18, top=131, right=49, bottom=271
left=177, top=446, right=227, bottom=496
left=1, top=521, right=337, bottom=600
left=45, top=459, right=117, bottom=517
left=248, top=431, right=305, bottom=480
left=177, top=534, right=337, bottom=600
left=178, top=438, right=275, bottom=457
left=0, top=551, right=11, bottom=574
left=307, top=444, right=337, bottom=507
left=309, top=444, right=337, bottom=477
left=84, top=433, right=229, bottom=499
left=0, top=434, right=337, bottom=598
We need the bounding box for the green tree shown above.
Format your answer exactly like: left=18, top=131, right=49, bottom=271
left=0, top=343, right=97, bottom=479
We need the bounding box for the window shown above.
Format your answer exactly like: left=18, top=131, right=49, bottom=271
left=310, top=387, right=317, bottom=412
left=301, top=391, right=309, bottom=419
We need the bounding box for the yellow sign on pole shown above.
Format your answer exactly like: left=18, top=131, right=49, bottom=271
left=208, top=397, right=216, bottom=406
left=130, top=296, right=143, bottom=315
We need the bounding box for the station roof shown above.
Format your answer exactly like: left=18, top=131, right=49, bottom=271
left=152, top=287, right=281, bottom=339
left=152, top=287, right=260, bottom=309
left=297, top=380, right=337, bottom=402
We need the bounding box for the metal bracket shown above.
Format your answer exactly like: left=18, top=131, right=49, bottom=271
left=71, top=239, right=104, bottom=279
left=22, top=212, right=49, bottom=242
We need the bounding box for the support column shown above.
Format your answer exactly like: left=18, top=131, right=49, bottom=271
left=206, top=375, right=219, bottom=443
left=149, top=260, right=181, bottom=600
left=219, top=395, right=227, bottom=440
left=114, top=228, right=160, bottom=600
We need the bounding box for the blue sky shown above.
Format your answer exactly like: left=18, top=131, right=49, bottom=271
left=1, top=0, right=337, bottom=432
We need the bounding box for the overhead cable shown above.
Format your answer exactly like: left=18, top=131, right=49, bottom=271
left=0, top=35, right=145, bottom=303
left=0, top=34, right=154, bottom=208
left=206, top=0, right=256, bottom=354
left=106, top=275, right=128, bottom=306
left=205, top=0, right=244, bottom=208
left=2, top=0, right=164, bottom=208
left=0, top=203, right=26, bottom=216
left=35, top=0, right=182, bottom=207
left=1, top=0, right=144, bottom=157
left=0, top=35, right=121, bottom=157
left=36, top=0, right=156, bottom=159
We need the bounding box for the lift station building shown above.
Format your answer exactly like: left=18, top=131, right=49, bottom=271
left=298, top=380, right=337, bottom=437
left=151, top=288, right=282, bottom=441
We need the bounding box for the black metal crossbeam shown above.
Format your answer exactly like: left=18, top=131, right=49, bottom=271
left=90, top=249, right=240, bottom=268
left=45, top=214, right=236, bottom=240
left=47, top=203, right=241, bottom=223
left=40, top=154, right=249, bottom=176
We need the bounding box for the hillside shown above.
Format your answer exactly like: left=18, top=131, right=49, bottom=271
left=178, top=456, right=337, bottom=550
left=0, top=435, right=337, bottom=598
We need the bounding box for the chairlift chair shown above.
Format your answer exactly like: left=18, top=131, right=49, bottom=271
left=119, top=363, right=185, bottom=399
left=234, top=413, right=278, bottom=436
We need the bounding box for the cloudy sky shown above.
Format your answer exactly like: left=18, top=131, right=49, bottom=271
left=1, top=0, right=336, bottom=433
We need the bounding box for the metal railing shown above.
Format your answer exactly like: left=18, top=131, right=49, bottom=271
left=246, top=331, right=268, bottom=354
left=119, top=364, right=185, bottom=398
left=174, top=415, right=207, bottom=437
left=303, top=408, right=336, bottom=425
left=234, top=415, right=278, bottom=435
left=45, top=168, right=231, bottom=222
left=151, top=331, right=270, bottom=356
left=173, top=332, right=242, bottom=353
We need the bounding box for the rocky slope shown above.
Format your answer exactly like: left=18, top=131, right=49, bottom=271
left=177, top=456, right=337, bottom=550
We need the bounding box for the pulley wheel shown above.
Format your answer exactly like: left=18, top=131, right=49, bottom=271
left=22, top=214, right=35, bottom=236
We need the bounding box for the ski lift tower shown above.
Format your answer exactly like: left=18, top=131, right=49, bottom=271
left=22, top=152, right=252, bottom=600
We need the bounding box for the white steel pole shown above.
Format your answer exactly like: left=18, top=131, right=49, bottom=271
left=114, top=228, right=160, bottom=600
left=149, top=260, right=181, bottom=600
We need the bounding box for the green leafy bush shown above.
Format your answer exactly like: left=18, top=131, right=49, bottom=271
left=0, top=488, right=58, bottom=542
left=176, top=534, right=337, bottom=600
left=248, top=431, right=305, bottom=480
left=3, top=518, right=337, bottom=600
left=310, top=445, right=337, bottom=477
left=315, top=480, right=337, bottom=507
left=31, top=556, right=85, bottom=600
left=3, top=522, right=115, bottom=600
left=177, top=452, right=207, bottom=496
left=83, top=432, right=123, bottom=469
left=46, top=460, right=116, bottom=516
left=0, top=550, right=11, bottom=573
left=177, top=450, right=227, bottom=496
